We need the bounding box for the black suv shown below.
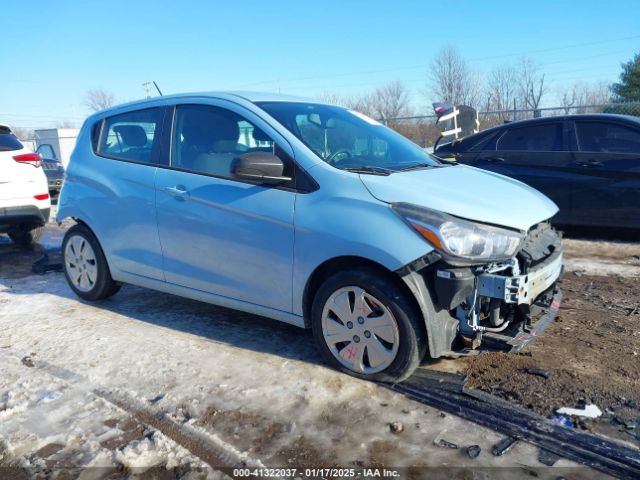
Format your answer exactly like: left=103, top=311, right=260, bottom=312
left=434, top=114, right=640, bottom=229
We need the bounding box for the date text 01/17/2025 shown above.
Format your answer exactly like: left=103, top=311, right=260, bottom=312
left=232, top=468, right=401, bottom=478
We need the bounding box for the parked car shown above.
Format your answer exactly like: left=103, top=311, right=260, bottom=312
left=0, top=124, right=51, bottom=245
left=57, top=93, right=563, bottom=381
left=434, top=114, right=640, bottom=229
left=36, top=144, right=65, bottom=196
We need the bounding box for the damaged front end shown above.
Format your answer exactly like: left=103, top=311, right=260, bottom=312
left=399, top=220, right=563, bottom=358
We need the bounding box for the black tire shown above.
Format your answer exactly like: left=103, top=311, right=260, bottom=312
left=311, top=266, right=427, bottom=383
left=62, top=224, right=120, bottom=301
left=8, top=225, right=44, bottom=246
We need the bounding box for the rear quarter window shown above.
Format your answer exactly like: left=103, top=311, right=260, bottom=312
left=576, top=121, right=640, bottom=154
left=0, top=127, right=24, bottom=151
left=97, top=108, right=162, bottom=163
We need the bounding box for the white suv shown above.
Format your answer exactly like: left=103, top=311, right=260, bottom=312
left=0, top=124, right=51, bottom=245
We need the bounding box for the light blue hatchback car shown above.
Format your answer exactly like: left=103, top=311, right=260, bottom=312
left=58, top=92, right=563, bottom=381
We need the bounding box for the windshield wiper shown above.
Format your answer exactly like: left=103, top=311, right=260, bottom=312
left=396, top=163, right=448, bottom=172
left=343, top=166, right=392, bottom=176
left=396, top=162, right=456, bottom=172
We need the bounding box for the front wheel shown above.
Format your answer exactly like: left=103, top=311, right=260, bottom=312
left=311, top=267, right=427, bottom=383
left=62, top=224, right=120, bottom=301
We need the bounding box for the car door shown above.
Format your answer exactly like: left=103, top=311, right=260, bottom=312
left=474, top=121, right=575, bottom=223
left=155, top=101, right=296, bottom=312
left=90, top=107, right=166, bottom=280
left=570, top=119, right=640, bottom=228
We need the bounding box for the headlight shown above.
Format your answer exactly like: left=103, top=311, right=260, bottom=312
left=392, top=203, right=524, bottom=263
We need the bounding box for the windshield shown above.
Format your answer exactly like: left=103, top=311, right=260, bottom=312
left=256, top=102, right=441, bottom=172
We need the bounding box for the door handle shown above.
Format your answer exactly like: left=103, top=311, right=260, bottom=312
left=164, top=185, right=189, bottom=198
left=482, top=156, right=505, bottom=163
left=574, top=160, right=603, bottom=168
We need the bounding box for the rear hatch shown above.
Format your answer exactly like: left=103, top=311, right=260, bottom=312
left=0, top=128, right=43, bottom=202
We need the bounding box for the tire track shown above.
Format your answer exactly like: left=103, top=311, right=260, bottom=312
left=0, top=350, right=265, bottom=473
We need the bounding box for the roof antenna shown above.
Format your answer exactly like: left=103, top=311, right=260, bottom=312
left=153, top=81, right=163, bottom=96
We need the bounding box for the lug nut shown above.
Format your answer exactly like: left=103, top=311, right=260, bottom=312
left=353, top=335, right=360, bottom=343
left=346, top=321, right=354, bottom=329
left=357, top=316, right=365, bottom=324
left=364, top=331, right=371, bottom=338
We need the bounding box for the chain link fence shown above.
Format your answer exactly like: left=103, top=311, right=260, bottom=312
left=383, top=101, right=640, bottom=148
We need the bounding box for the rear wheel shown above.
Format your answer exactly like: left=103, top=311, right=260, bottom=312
left=311, top=267, right=426, bottom=383
left=8, top=225, right=44, bottom=246
left=62, top=224, right=120, bottom=301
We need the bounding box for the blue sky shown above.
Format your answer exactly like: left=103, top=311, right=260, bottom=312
left=2, top=0, right=639, bottom=128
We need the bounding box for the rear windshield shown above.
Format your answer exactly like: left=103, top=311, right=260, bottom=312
left=0, top=127, right=23, bottom=152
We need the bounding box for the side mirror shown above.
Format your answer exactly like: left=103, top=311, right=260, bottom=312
left=231, top=152, right=292, bottom=185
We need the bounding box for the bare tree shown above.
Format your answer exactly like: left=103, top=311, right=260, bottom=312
left=585, top=81, right=611, bottom=106
left=347, top=93, right=379, bottom=118
left=56, top=120, right=77, bottom=129
left=315, top=91, right=347, bottom=107
left=11, top=127, right=34, bottom=141
left=315, top=81, right=411, bottom=121
left=559, top=85, right=578, bottom=113
left=371, top=80, right=411, bottom=121
left=314, top=91, right=376, bottom=116
left=429, top=46, right=482, bottom=107
left=84, top=88, right=117, bottom=112
left=485, top=64, right=518, bottom=116
left=559, top=81, right=610, bottom=113
left=517, top=57, right=547, bottom=114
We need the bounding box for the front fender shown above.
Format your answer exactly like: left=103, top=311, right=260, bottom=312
left=292, top=166, right=434, bottom=316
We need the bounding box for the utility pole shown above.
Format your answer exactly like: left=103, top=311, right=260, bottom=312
left=142, top=81, right=163, bottom=98
left=142, top=81, right=153, bottom=99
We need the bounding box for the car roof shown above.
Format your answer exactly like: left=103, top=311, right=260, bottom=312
left=436, top=113, right=640, bottom=151
left=94, top=91, right=331, bottom=118
left=478, top=113, right=640, bottom=134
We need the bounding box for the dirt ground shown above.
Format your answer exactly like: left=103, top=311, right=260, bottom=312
left=466, top=238, right=640, bottom=446
left=0, top=211, right=637, bottom=477
left=4, top=214, right=605, bottom=479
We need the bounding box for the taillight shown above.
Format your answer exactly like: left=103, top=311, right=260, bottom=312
left=34, top=193, right=50, bottom=201
left=13, top=153, right=43, bottom=167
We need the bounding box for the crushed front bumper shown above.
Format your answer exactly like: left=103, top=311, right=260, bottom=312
left=400, top=222, right=563, bottom=358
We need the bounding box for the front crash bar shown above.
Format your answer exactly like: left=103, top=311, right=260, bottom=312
left=477, top=250, right=563, bottom=306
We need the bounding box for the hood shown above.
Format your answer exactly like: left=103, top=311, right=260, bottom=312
left=360, top=165, right=558, bottom=231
